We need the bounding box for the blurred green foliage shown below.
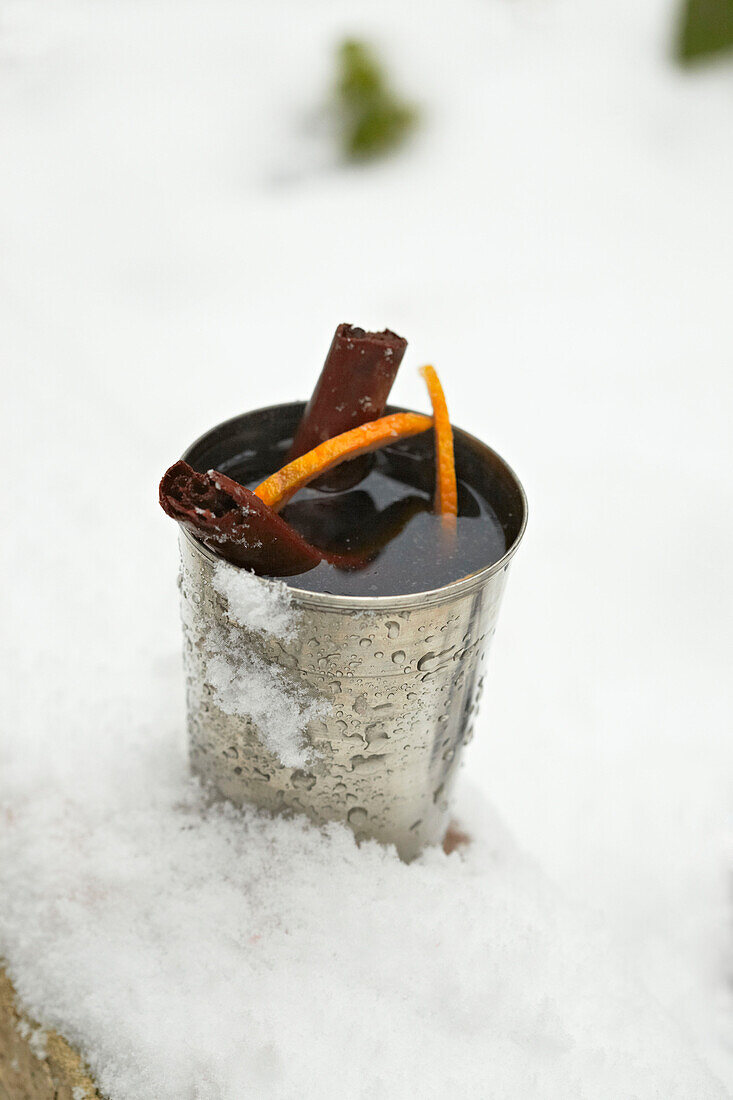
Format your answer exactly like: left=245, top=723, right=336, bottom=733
left=677, top=0, right=733, bottom=61
left=335, top=40, right=418, bottom=161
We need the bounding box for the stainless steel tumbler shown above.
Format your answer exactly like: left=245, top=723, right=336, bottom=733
left=179, top=403, right=527, bottom=861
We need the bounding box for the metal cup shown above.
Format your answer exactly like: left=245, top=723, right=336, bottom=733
left=178, top=403, right=527, bottom=860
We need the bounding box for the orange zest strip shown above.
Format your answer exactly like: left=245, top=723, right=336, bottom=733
left=420, top=365, right=458, bottom=525
left=255, top=412, right=433, bottom=512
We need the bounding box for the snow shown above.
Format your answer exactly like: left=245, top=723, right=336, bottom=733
left=1, top=0, right=732, bottom=1095
left=16, top=1018, right=48, bottom=1061
left=1, top=776, right=727, bottom=1100
left=212, top=562, right=295, bottom=640
left=198, top=651, right=318, bottom=768
left=180, top=552, right=320, bottom=767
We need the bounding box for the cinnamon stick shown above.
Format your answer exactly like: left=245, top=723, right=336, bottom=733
left=288, top=323, right=407, bottom=489
left=159, top=461, right=324, bottom=577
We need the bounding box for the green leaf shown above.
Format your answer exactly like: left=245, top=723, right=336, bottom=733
left=334, top=39, right=418, bottom=162
left=677, top=0, right=733, bottom=62
left=346, top=101, right=418, bottom=161
left=337, top=40, right=384, bottom=105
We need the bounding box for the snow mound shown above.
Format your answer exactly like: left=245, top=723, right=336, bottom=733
left=0, top=780, right=724, bottom=1100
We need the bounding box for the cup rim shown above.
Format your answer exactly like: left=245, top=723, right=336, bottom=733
left=180, top=402, right=528, bottom=610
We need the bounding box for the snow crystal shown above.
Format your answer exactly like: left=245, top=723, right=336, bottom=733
left=212, top=561, right=295, bottom=640
left=17, top=1017, right=48, bottom=1060
left=209, top=563, right=318, bottom=765
left=181, top=554, right=322, bottom=769
left=204, top=650, right=322, bottom=768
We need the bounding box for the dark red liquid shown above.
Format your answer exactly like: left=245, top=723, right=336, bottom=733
left=222, top=439, right=508, bottom=597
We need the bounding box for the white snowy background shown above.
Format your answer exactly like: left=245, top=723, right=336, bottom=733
left=1, top=0, right=732, bottom=1096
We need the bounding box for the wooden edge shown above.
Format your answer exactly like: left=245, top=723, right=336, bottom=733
left=0, top=965, right=100, bottom=1100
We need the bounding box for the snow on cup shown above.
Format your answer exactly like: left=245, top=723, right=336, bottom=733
left=178, top=403, right=527, bottom=861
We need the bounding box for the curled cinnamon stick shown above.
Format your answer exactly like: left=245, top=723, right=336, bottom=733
left=159, top=461, right=324, bottom=577
left=288, top=323, right=407, bottom=488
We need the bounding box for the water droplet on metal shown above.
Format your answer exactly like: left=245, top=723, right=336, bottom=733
left=350, top=753, right=388, bottom=773
left=417, top=647, right=456, bottom=673
left=365, top=723, right=389, bottom=745
left=353, top=695, right=371, bottom=715
left=292, top=770, right=317, bottom=790
left=391, top=650, right=406, bottom=664
left=386, top=621, right=400, bottom=639
left=348, top=806, right=368, bottom=825
left=359, top=637, right=372, bottom=648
